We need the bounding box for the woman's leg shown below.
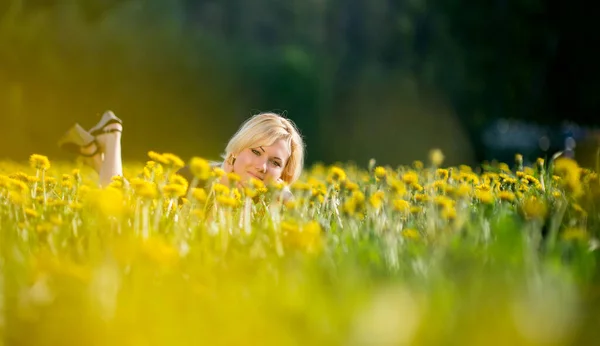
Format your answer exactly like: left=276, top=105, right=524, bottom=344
left=95, top=123, right=124, bottom=187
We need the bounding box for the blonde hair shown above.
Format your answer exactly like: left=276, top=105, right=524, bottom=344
left=223, top=112, right=305, bottom=184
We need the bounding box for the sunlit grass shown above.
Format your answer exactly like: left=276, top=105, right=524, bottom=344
left=1, top=151, right=599, bottom=346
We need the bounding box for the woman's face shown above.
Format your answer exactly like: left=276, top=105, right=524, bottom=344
left=232, top=138, right=290, bottom=184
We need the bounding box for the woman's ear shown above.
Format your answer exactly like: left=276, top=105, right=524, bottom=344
left=224, top=153, right=236, bottom=173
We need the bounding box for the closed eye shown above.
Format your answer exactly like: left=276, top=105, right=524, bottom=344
left=251, top=149, right=261, bottom=156
left=271, top=160, right=282, bottom=167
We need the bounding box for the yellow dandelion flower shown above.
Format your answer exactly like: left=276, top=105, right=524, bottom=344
left=213, top=183, right=230, bottom=196
left=414, top=193, right=429, bottom=203
left=432, top=180, right=448, bottom=192
left=524, top=167, right=535, bottom=175
left=429, top=148, right=445, bottom=166
left=515, top=153, right=523, bottom=166
left=553, top=158, right=583, bottom=197
left=284, top=199, right=298, bottom=210
left=232, top=187, right=241, bottom=201
left=475, top=190, right=494, bottom=204
left=521, top=196, right=547, bottom=220
left=0, top=175, right=9, bottom=187
left=393, top=199, right=410, bottom=213
left=498, top=162, right=511, bottom=173
left=292, top=181, right=311, bottom=191
left=130, top=178, right=158, bottom=199
left=148, top=151, right=169, bottom=165
left=162, top=184, right=187, bottom=198
left=413, top=160, right=424, bottom=170
left=212, top=167, right=225, bottom=178
left=374, top=166, right=387, bottom=180
left=352, top=190, right=366, bottom=203
left=454, top=184, right=472, bottom=198
left=108, top=180, right=123, bottom=190
left=441, top=206, right=457, bottom=220
left=410, top=206, right=422, bottom=214
left=29, top=154, right=50, bottom=170
left=343, top=191, right=366, bottom=216
left=249, top=177, right=265, bottom=189
left=145, top=160, right=164, bottom=177
left=411, top=182, right=424, bottom=192
left=436, top=168, right=449, bottom=180
left=88, top=188, right=126, bottom=218
left=554, top=157, right=579, bottom=175
left=162, top=153, right=184, bottom=169
left=343, top=180, right=360, bottom=192
left=216, top=195, right=239, bottom=208
left=524, top=174, right=540, bottom=184
left=27, top=175, right=40, bottom=183
left=191, top=188, right=207, bottom=203
left=9, top=178, right=29, bottom=194
left=536, top=158, right=545, bottom=171
left=25, top=208, right=39, bottom=218
left=327, top=166, right=347, bottom=183
left=9, top=191, right=27, bottom=205
left=402, top=171, right=419, bottom=185
left=386, top=177, right=406, bottom=197
left=270, top=179, right=286, bottom=190
left=434, top=195, right=455, bottom=209
left=402, top=228, right=420, bottom=239
left=476, top=183, right=491, bottom=192
left=227, top=172, right=241, bottom=184
left=369, top=191, right=385, bottom=210
left=169, top=174, right=189, bottom=189
left=189, top=157, right=211, bottom=181
left=61, top=174, right=73, bottom=188
left=498, top=191, right=515, bottom=202
left=10, top=172, right=29, bottom=183
left=311, top=184, right=327, bottom=198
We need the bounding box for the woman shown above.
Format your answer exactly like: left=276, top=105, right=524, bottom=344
left=58, top=111, right=305, bottom=197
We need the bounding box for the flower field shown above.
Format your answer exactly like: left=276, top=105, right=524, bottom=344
left=1, top=151, right=599, bottom=345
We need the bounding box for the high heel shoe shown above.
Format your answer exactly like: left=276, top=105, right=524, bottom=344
left=57, top=123, right=100, bottom=157
left=89, top=110, right=123, bottom=136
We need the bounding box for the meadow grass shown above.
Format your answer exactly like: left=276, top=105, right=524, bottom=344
left=1, top=151, right=599, bottom=345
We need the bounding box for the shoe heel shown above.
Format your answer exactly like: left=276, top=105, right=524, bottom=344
left=58, top=123, right=95, bottom=155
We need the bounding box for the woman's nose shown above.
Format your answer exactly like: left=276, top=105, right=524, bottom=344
left=255, top=158, right=267, bottom=172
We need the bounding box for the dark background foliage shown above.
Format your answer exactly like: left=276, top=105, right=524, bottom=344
left=1, top=0, right=598, bottom=167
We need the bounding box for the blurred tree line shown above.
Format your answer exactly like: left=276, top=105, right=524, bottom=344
left=1, top=0, right=598, bottom=166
